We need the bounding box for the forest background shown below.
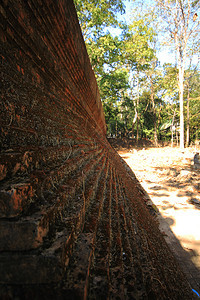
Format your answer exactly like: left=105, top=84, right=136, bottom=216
left=74, top=0, right=200, bottom=148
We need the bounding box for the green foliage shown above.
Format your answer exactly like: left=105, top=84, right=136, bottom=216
left=75, top=0, right=199, bottom=144
left=100, top=68, right=129, bottom=101
left=87, top=34, right=123, bottom=76
left=99, top=67, right=131, bottom=136
left=74, top=0, right=125, bottom=39
left=186, top=71, right=200, bottom=141
left=123, top=18, right=156, bottom=71
left=161, top=64, right=178, bottom=96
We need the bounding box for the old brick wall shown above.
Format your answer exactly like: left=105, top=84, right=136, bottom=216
left=0, top=0, right=106, bottom=151
left=0, top=0, right=107, bottom=214
left=0, top=1, right=197, bottom=299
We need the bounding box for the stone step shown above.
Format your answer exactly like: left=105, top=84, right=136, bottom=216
left=49, top=151, right=108, bottom=236
left=115, top=173, right=149, bottom=299
left=0, top=147, right=103, bottom=218
left=0, top=229, right=71, bottom=284
left=86, top=165, right=148, bottom=299
left=77, top=164, right=150, bottom=299
left=0, top=210, right=49, bottom=251
left=86, top=165, right=113, bottom=299
left=83, top=158, right=110, bottom=234
left=0, top=157, right=110, bottom=284
left=0, top=151, right=107, bottom=251
left=83, top=154, right=107, bottom=210
left=108, top=168, right=126, bottom=299
left=62, top=232, right=95, bottom=298
left=0, top=180, right=36, bottom=218
left=62, top=160, right=110, bottom=297
left=0, top=138, right=99, bottom=182
left=64, top=162, right=145, bottom=299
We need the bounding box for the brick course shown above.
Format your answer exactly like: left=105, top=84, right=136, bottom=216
left=0, top=0, right=196, bottom=299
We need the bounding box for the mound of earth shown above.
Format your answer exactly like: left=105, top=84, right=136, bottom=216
left=107, top=137, right=155, bottom=150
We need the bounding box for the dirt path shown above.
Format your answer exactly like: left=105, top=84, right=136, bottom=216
left=118, top=146, right=200, bottom=295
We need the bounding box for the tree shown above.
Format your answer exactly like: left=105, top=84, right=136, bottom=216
left=74, top=0, right=125, bottom=76
left=185, top=69, right=200, bottom=145
left=74, top=0, right=199, bottom=145
left=74, top=0, right=128, bottom=137
left=74, top=0, right=124, bottom=40
left=145, top=60, right=162, bottom=146
left=99, top=67, right=130, bottom=137
left=158, top=64, right=180, bottom=145
left=123, top=17, right=156, bottom=141
left=154, top=0, right=200, bottom=148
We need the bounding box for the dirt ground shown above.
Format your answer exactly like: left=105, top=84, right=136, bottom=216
left=113, top=141, right=200, bottom=295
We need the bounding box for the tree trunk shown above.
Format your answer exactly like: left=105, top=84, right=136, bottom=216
left=173, top=5, right=187, bottom=150
left=132, top=73, right=140, bottom=143
left=171, top=110, right=176, bottom=148
left=186, top=84, right=190, bottom=147
left=179, top=67, right=185, bottom=149
left=153, top=115, right=158, bottom=147
left=176, top=130, right=179, bottom=146
left=136, top=74, right=140, bottom=143
left=136, top=114, right=139, bottom=143
left=150, top=73, right=158, bottom=147
left=132, top=106, right=137, bottom=138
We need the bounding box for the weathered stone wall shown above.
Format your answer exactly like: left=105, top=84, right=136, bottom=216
left=0, top=1, right=196, bottom=299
